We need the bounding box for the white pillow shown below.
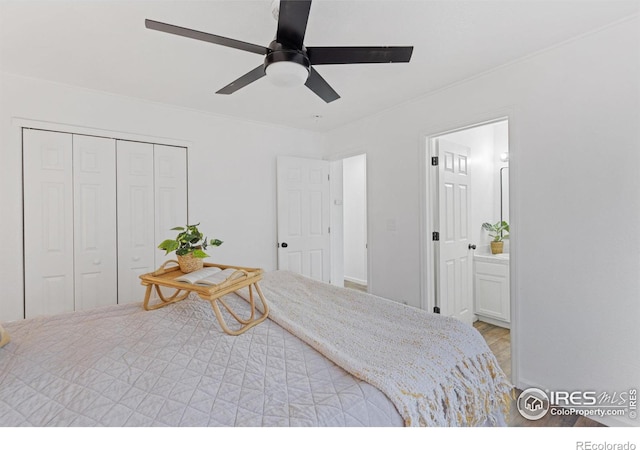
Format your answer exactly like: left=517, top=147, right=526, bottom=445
left=0, top=324, right=9, bottom=348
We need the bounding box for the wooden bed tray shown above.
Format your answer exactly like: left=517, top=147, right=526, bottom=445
left=139, top=261, right=269, bottom=336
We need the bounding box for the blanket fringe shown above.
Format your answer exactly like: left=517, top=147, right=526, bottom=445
left=403, top=352, right=513, bottom=427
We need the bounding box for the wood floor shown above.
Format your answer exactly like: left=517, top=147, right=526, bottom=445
left=473, top=321, right=605, bottom=427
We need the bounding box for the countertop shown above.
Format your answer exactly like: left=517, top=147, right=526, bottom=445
left=473, top=252, right=510, bottom=264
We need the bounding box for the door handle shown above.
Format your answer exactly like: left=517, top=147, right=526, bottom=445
left=468, top=244, right=477, bottom=250
left=281, top=242, right=288, bottom=248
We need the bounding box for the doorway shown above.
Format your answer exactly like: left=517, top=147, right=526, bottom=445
left=328, top=153, right=368, bottom=291
left=342, top=154, right=368, bottom=291
left=427, top=118, right=511, bottom=334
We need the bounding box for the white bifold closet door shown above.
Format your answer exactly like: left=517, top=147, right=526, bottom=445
left=154, top=144, right=189, bottom=269
left=24, top=130, right=118, bottom=317
left=23, top=130, right=75, bottom=317
left=116, top=141, right=187, bottom=305
left=24, top=129, right=187, bottom=317
left=73, top=135, right=118, bottom=311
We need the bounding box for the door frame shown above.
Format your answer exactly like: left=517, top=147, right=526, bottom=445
left=328, top=148, right=370, bottom=292
left=419, top=111, right=518, bottom=384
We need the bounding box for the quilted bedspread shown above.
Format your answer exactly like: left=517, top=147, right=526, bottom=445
left=0, top=276, right=403, bottom=426
left=0, top=270, right=511, bottom=427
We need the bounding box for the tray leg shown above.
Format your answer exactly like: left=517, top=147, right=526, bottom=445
left=143, top=283, right=190, bottom=311
left=206, top=282, right=269, bottom=336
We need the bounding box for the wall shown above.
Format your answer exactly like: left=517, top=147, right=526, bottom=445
left=343, top=154, right=367, bottom=285
left=0, top=72, right=325, bottom=321
left=326, top=18, right=640, bottom=426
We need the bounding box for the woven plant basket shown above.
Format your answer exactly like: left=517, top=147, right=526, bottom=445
left=490, top=241, right=504, bottom=255
left=177, top=253, right=204, bottom=273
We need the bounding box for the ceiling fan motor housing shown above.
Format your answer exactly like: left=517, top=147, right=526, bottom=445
left=264, top=41, right=311, bottom=72
left=264, top=40, right=311, bottom=86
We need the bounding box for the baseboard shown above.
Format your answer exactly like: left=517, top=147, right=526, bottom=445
left=344, top=276, right=367, bottom=286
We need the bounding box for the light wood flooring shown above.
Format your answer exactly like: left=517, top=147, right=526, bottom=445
left=473, top=320, right=605, bottom=427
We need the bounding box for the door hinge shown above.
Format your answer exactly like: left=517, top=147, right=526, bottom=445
left=432, top=231, right=440, bottom=241
left=328, top=226, right=331, bottom=234
left=433, top=306, right=441, bottom=314
left=327, top=174, right=330, bottom=181
left=431, top=156, right=439, bottom=166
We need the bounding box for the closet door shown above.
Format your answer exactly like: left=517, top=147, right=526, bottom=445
left=117, top=141, right=155, bottom=304
left=73, top=135, right=117, bottom=310
left=154, top=145, right=188, bottom=268
left=23, top=129, right=74, bottom=318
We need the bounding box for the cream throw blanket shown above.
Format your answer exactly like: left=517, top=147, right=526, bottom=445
left=251, top=270, right=513, bottom=427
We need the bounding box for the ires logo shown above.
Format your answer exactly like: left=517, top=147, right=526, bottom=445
left=549, top=391, right=598, bottom=406
left=517, top=388, right=638, bottom=420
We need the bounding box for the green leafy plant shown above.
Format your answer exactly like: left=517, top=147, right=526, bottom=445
left=158, top=223, right=223, bottom=258
left=482, top=220, right=510, bottom=242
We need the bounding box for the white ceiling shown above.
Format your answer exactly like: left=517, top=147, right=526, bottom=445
left=1, top=0, right=638, bottom=131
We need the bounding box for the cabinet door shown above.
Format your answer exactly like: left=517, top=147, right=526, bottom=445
left=154, top=145, right=188, bottom=268
left=117, top=140, right=155, bottom=304
left=23, top=129, right=74, bottom=318
left=73, top=135, right=117, bottom=310
left=474, top=262, right=510, bottom=322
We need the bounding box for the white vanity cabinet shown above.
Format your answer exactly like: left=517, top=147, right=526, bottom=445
left=474, top=254, right=510, bottom=328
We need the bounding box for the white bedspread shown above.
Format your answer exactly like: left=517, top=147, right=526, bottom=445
left=0, top=270, right=511, bottom=427
left=0, top=284, right=402, bottom=426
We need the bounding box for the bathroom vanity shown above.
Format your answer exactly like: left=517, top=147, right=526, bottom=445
left=474, top=253, right=510, bottom=328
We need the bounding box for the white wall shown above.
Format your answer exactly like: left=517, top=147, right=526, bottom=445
left=343, top=154, right=367, bottom=285
left=0, top=72, right=325, bottom=321
left=325, top=18, right=640, bottom=426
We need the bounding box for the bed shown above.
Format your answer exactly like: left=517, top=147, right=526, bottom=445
left=0, top=270, right=512, bottom=427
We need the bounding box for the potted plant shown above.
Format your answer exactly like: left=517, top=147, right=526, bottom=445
left=158, top=223, right=223, bottom=273
left=482, top=220, right=509, bottom=254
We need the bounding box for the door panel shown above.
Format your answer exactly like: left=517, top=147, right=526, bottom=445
left=437, top=139, right=473, bottom=325
left=277, top=156, right=330, bottom=282
left=153, top=144, right=188, bottom=268
left=23, top=129, right=75, bottom=318
left=117, top=140, right=155, bottom=304
left=73, top=134, right=117, bottom=310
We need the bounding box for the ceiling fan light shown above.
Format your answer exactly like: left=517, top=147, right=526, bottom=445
left=265, top=61, right=309, bottom=88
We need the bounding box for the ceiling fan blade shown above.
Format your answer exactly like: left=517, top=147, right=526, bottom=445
left=145, top=19, right=269, bottom=56
left=216, top=65, right=266, bottom=95
left=307, top=46, right=413, bottom=65
left=276, top=0, right=312, bottom=50
left=305, top=67, right=340, bottom=103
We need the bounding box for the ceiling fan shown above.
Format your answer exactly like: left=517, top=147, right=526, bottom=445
left=145, top=0, right=413, bottom=103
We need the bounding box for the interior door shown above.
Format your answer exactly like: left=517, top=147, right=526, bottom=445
left=117, top=140, right=155, bottom=304
left=154, top=144, right=188, bottom=268
left=73, top=134, right=118, bottom=311
left=436, top=138, right=473, bottom=325
left=277, top=156, right=331, bottom=282
left=23, top=129, right=75, bottom=318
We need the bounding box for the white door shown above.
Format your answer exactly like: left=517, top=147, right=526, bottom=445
left=117, top=140, right=156, bottom=304
left=277, top=156, right=331, bottom=282
left=73, top=134, right=118, bottom=310
left=23, top=129, right=75, bottom=318
left=436, top=138, right=473, bottom=325
left=154, top=144, right=188, bottom=268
